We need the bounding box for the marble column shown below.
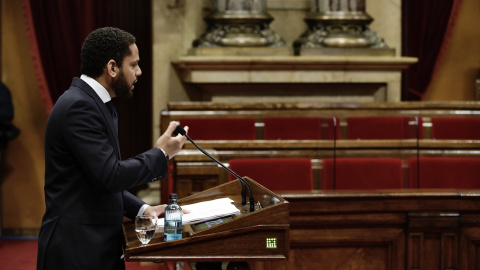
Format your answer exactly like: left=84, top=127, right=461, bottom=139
left=294, top=0, right=393, bottom=55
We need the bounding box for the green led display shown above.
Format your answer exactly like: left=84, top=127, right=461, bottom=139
left=266, top=238, right=277, bottom=248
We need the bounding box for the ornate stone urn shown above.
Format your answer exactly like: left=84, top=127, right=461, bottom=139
left=193, top=0, right=285, bottom=47
left=294, top=0, right=392, bottom=55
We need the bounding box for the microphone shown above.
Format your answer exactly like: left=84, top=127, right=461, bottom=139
left=173, top=125, right=256, bottom=212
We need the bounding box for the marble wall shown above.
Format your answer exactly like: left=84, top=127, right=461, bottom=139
left=152, top=0, right=401, bottom=139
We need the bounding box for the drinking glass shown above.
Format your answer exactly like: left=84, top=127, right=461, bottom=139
left=135, top=215, right=157, bottom=245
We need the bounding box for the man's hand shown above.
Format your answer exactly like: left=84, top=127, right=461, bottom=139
left=144, top=204, right=191, bottom=218
left=155, top=121, right=189, bottom=159
left=143, top=204, right=167, bottom=217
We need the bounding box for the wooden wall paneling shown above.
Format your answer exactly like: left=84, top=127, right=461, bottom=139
left=280, top=191, right=480, bottom=269
left=408, top=233, right=423, bottom=270
left=459, top=214, right=480, bottom=269
left=441, top=233, right=457, bottom=270
left=408, top=212, right=460, bottom=270
left=287, top=217, right=405, bottom=269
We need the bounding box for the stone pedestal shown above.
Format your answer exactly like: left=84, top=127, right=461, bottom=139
left=192, top=0, right=286, bottom=52
left=173, top=55, right=417, bottom=102
left=294, top=0, right=393, bottom=56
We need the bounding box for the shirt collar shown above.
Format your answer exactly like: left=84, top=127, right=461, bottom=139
left=80, top=74, right=111, bottom=103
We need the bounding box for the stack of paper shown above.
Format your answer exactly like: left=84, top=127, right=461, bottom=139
left=157, top=197, right=240, bottom=228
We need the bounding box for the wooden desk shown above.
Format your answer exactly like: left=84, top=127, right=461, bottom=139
left=258, top=190, right=480, bottom=270
left=123, top=178, right=289, bottom=270
left=161, top=101, right=480, bottom=140
left=168, top=140, right=480, bottom=199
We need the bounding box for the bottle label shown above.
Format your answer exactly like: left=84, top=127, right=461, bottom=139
left=164, top=233, right=182, bottom=241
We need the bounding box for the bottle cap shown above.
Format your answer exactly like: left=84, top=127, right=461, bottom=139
left=169, top=193, right=178, bottom=200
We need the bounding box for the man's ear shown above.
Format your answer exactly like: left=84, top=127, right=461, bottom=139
left=107, top=60, right=117, bottom=78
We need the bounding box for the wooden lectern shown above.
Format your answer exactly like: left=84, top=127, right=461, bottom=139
left=122, top=177, right=289, bottom=269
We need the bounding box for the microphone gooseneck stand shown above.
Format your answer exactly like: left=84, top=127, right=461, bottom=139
left=174, top=126, right=256, bottom=212
left=333, top=117, right=337, bottom=190
left=415, top=116, right=420, bottom=189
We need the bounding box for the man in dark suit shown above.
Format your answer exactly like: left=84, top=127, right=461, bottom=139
left=37, top=27, right=188, bottom=270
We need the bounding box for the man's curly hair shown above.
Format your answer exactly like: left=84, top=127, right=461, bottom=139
left=80, top=27, right=136, bottom=78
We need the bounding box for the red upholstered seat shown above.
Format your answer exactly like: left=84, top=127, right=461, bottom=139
left=323, top=158, right=403, bottom=190
left=228, top=158, right=313, bottom=191
left=409, top=157, right=480, bottom=189
left=264, top=117, right=340, bottom=140
left=347, top=116, right=423, bottom=139
left=431, top=117, right=480, bottom=140
left=178, top=118, right=256, bottom=140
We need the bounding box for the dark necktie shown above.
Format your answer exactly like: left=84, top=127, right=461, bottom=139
left=105, top=101, right=118, bottom=132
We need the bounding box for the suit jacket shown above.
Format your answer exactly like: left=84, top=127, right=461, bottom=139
left=37, top=78, right=168, bottom=270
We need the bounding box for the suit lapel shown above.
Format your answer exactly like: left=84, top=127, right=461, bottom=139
left=71, top=78, right=121, bottom=158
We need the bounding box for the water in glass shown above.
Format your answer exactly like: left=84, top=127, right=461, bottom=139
left=135, top=215, right=156, bottom=245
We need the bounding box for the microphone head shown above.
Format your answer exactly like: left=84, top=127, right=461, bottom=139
left=172, top=125, right=186, bottom=136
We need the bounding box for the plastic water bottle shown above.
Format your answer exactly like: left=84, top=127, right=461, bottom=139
left=164, top=193, right=182, bottom=241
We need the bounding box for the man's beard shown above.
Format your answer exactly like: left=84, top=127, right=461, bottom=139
left=113, top=69, right=134, bottom=99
